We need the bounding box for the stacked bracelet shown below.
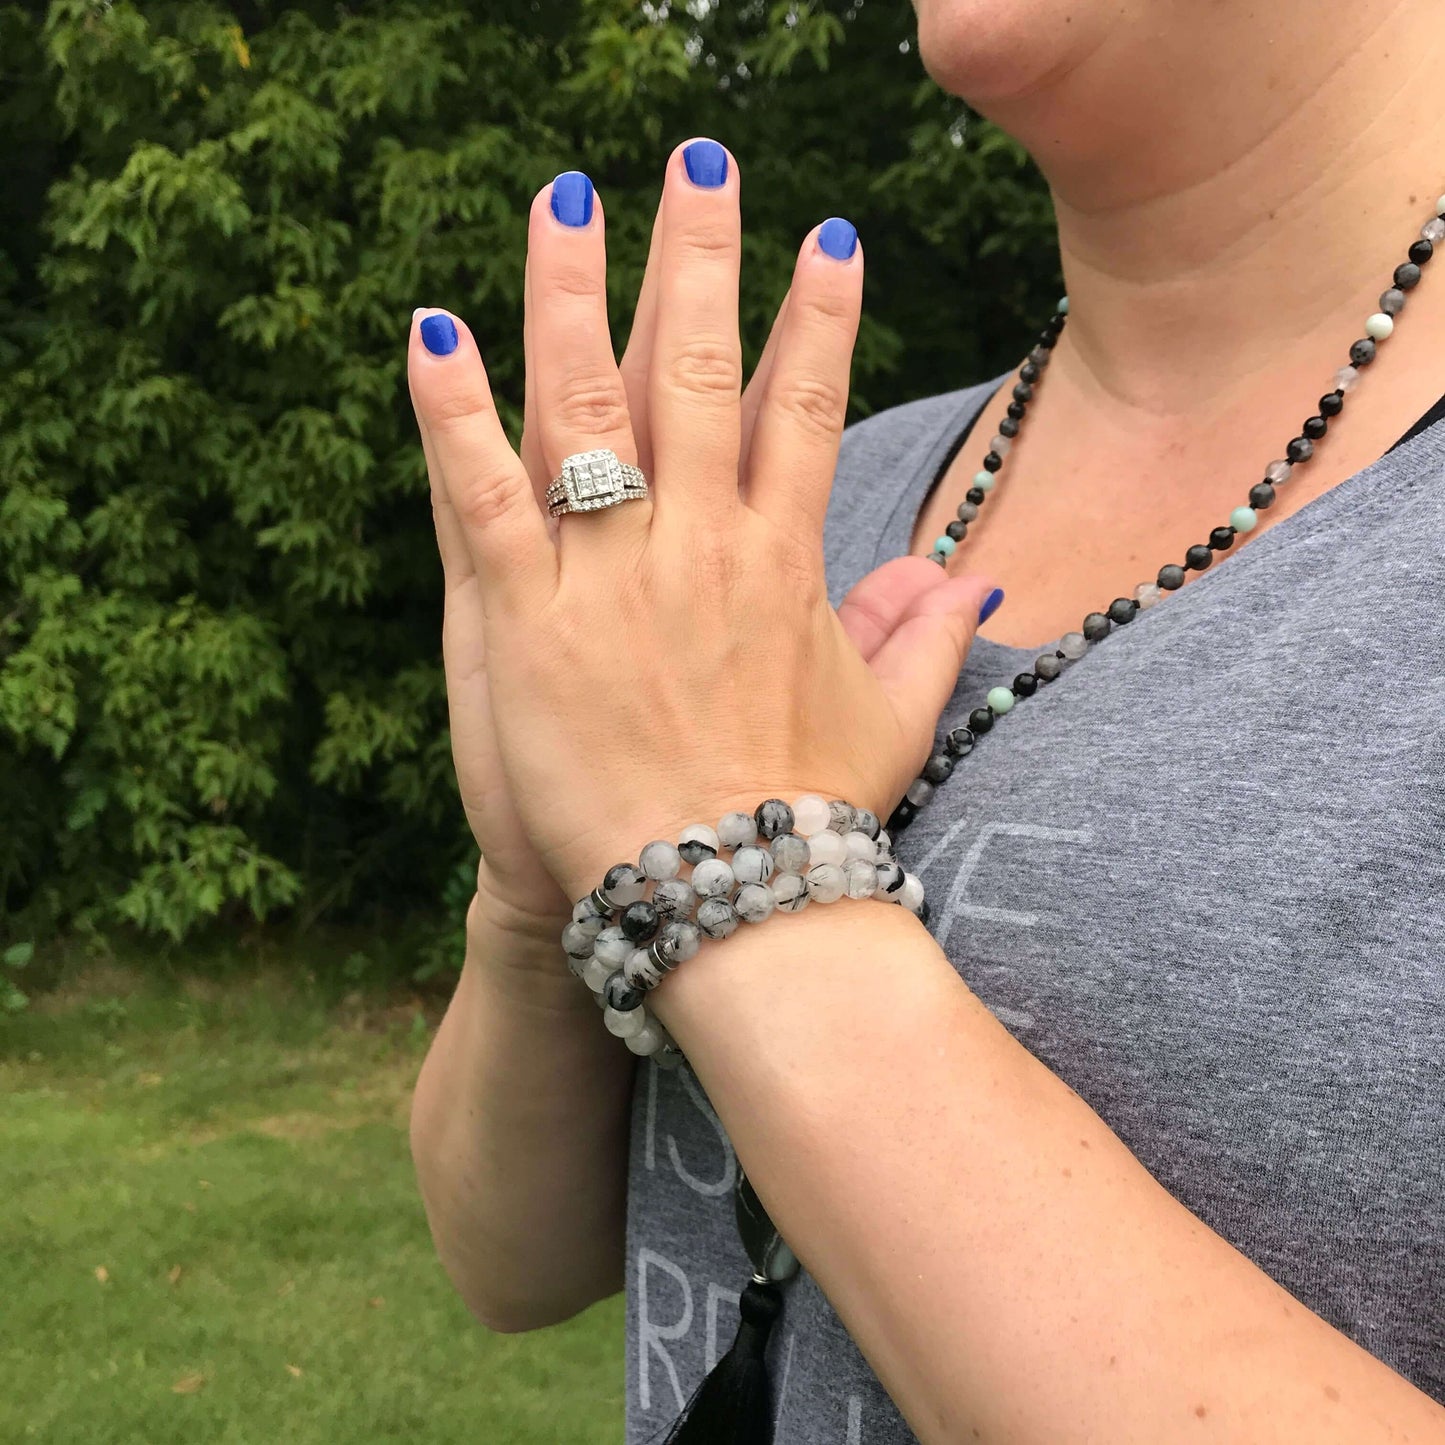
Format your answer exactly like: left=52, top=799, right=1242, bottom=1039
left=559, top=795, right=926, bottom=1064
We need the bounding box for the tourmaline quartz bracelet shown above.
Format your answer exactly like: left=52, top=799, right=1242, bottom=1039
left=561, top=795, right=926, bottom=1063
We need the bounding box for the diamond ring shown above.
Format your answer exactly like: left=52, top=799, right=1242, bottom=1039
left=546, top=449, right=649, bottom=518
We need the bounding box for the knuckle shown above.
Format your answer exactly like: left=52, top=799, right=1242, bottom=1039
left=455, top=463, right=526, bottom=533
left=550, top=377, right=633, bottom=440
left=665, top=335, right=742, bottom=402
left=544, top=261, right=603, bottom=304
left=673, top=220, right=738, bottom=265
left=427, top=382, right=498, bottom=432
left=770, top=370, right=846, bottom=439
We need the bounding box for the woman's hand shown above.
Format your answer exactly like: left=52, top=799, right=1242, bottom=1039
left=409, top=142, right=993, bottom=902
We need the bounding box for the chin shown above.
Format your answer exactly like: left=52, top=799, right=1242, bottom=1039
left=913, top=0, right=1115, bottom=106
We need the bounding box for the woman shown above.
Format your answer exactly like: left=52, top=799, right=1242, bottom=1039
left=407, top=0, right=1445, bottom=1439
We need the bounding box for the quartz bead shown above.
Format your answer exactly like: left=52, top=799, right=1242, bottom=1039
left=658, top=918, right=702, bottom=964
left=640, top=840, right=681, bottom=881
left=1421, top=217, right=1445, bottom=243
left=1082, top=612, right=1112, bottom=642
left=791, top=794, right=832, bottom=836
left=690, top=857, right=735, bottom=899
left=677, top=823, right=720, bottom=864
left=717, top=810, right=758, bottom=848
left=696, top=896, right=740, bottom=940
left=581, top=954, right=614, bottom=992
left=827, top=800, right=856, bottom=833
left=986, top=685, right=1016, bottom=714
left=1365, top=312, right=1395, bottom=341
left=805, top=863, right=848, bottom=903
left=623, top=946, right=667, bottom=991
left=731, top=844, right=774, bottom=885
left=989, top=435, right=1012, bottom=456
left=897, top=872, right=926, bottom=916
left=652, top=877, right=697, bottom=919
left=1438, top=195, right=1445, bottom=216
left=1266, top=457, right=1295, bottom=483
left=733, top=882, right=776, bottom=924
left=620, top=900, right=660, bottom=942
left=843, top=829, right=878, bottom=861
left=1059, top=631, right=1088, bottom=660
left=843, top=857, right=879, bottom=899
left=602, top=862, right=647, bottom=907
left=1134, top=582, right=1162, bottom=610
left=625, top=1019, right=667, bottom=1057
left=944, top=726, right=976, bottom=756
left=754, top=798, right=795, bottom=839
left=594, top=926, right=632, bottom=969
left=1035, top=652, right=1063, bottom=680
left=1380, top=287, right=1406, bottom=316
left=1230, top=506, right=1258, bottom=533
left=561, top=921, right=597, bottom=960
left=853, top=807, right=881, bottom=839
left=1157, top=564, right=1185, bottom=590
left=572, top=895, right=610, bottom=932
left=875, top=859, right=905, bottom=895
left=905, top=777, right=935, bottom=807
left=770, top=832, right=811, bottom=874
left=807, top=829, right=849, bottom=867
left=771, top=873, right=810, bottom=912
left=604, top=971, right=643, bottom=1011
left=922, top=753, right=954, bottom=784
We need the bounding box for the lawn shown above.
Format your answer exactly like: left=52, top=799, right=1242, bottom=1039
left=0, top=963, right=623, bottom=1444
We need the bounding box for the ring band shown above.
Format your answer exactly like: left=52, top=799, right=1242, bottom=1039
left=547, top=449, right=649, bottom=518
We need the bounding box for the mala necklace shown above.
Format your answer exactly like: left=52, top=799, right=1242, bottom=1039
left=889, top=197, right=1445, bottom=845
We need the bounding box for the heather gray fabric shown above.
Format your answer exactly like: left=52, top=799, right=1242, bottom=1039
left=624, top=381, right=1445, bottom=1443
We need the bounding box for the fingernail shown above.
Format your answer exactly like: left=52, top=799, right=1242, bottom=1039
left=817, top=217, right=858, bottom=261
left=419, top=313, right=459, bottom=356
left=550, top=171, right=594, bottom=228
left=682, top=139, right=728, bottom=189
left=978, top=587, right=1005, bottom=624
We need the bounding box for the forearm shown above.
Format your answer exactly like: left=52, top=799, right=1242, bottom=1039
left=652, top=902, right=1445, bottom=1444
left=410, top=889, right=635, bottom=1332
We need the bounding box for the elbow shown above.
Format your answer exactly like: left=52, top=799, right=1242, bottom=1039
left=464, top=1288, right=607, bottom=1336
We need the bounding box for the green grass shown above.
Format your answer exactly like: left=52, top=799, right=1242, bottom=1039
left=0, top=966, right=623, bottom=1444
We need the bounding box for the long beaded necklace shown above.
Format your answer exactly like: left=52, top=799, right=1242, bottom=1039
left=888, top=197, right=1445, bottom=845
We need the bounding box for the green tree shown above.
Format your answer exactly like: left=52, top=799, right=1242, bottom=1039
left=0, top=0, right=1056, bottom=961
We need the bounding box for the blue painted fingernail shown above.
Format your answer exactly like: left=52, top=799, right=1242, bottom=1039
left=683, top=139, right=728, bottom=189
left=817, top=217, right=858, bottom=261
left=551, top=171, right=594, bottom=228
left=978, top=587, right=1005, bottom=624
left=419, top=313, right=459, bottom=356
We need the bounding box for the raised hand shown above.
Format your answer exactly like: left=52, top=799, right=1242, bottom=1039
left=409, top=142, right=993, bottom=904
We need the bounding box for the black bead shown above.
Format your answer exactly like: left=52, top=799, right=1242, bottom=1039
left=604, top=971, right=644, bottom=1012
left=888, top=799, right=917, bottom=832
left=983, top=451, right=1003, bottom=472
left=922, top=753, right=955, bottom=784
left=1209, top=526, right=1236, bottom=551
left=1038, top=329, right=1058, bottom=350
left=1286, top=436, right=1315, bottom=463
left=968, top=707, right=995, bottom=735
left=944, top=725, right=975, bottom=757
left=1012, top=382, right=1034, bottom=403
left=1185, top=544, right=1213, bottom=571
left=1157, top=563, right=1186, bottom=590
left=1318, top=390, right=1344, bottom=417
left=1394, top=261, right=1421, bottom=290
left=966, top=486, right=986, bottom=505
left=1408, top=238, right=1433, bottom=266
left=1302, top=414, right=1328, bottom=440
left=1248, top=482, right=1276, bottom=510
left=1106, top=597, right=1138, bottom=625
left=998, top=416, right=1020, bottom=438
left=946, top=519, right=967, bottom=542
left=1006, top=400, right=1026, bottom=420
left=1348, top=338, right=1376, bottom=367
left=620, top=899, right=659, bottom=943
left=1012, top=672, right=1039, bottom=698
left=1019, top=361, right=1040, bottom=384
left=1082, top=611, right=1112, bottom=642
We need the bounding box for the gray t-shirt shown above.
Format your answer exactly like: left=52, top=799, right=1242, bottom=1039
left=624, top=381, right=1445, bottom=1442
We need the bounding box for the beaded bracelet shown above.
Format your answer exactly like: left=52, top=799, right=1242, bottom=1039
left=560, top=795, right=927, bottom=1063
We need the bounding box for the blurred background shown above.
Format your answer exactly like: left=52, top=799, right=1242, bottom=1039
left=0, top=1, right=1055, bottom=1439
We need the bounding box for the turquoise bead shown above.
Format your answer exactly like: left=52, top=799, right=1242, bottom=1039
left=1057, top=296, right=1070, bottom=315
left=1230, top=506, right=1258, bottom=533
left=934, top=534, right=957, bottom=556
left=973, top=470, right=996, bottom=492
left=986, top=686, right=1015, bottom=715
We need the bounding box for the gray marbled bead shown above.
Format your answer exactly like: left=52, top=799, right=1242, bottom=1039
left=654, top=1044, right=685, bottom=1071
left=580, top=954, right=613, bottom=992
left=718, top=810, right=758, bottom=848
left=691, top=857, right=735, bottom=899
left=1380, top=287, right=1407, bottom=316
left=898, top=872, right=926, bottom=916
left=677, top=823, right=720, bottom=865
left=696, top=897, right=740, bottom=940
left=1035, top=653, right=1063, bottom=681
left=843, top=830, right=876, bottom=862
left=593, top=926, right=632, bottom=968
left=843, top=857, right=878, bottom=899
left=604, top=971, right=643, bottom=1011
left=605, top=1003, right=650, bottom=1039
left=771, top=873, right=810, bottom=913
left=875, top=828, right=893, bottom=858
left=658, top=918, right=702, bottom=963
left=853, top=807, right=880, bottom=839
left=625, top=1019, right=667, bottom=1056
left=807, top=830, right=848, bottom=868
left=623, top=946, right=666, bottom=991
left=905, top=778, right=934, bottom=807
left=640, top=840, right=682, bottom=881
left=827, top=800, right=856, bottom=834
left=754, top=798, right=795, bottom=839
left=876, top=859, right=905, bottom=895
left=770, top=832, right=811, bottom=874
left=805, top=862, right=847, bottom=903
left=652, top=877, right=697, bottom=920
left=731, top=845, right=774, bottom=885
left=572, top=895, right=610, bottom=934
left=561, top=921, right=597, bottom=960
left=602, top=862, right=647, bottom=907
left=734, top=882, right=776, bottom=923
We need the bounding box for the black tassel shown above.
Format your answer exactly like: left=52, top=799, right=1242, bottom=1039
left=663, top=1277, right=783, bottom=1444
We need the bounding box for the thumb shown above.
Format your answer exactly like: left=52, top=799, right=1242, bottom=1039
left=868, top=576, right=1002, bottom=724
